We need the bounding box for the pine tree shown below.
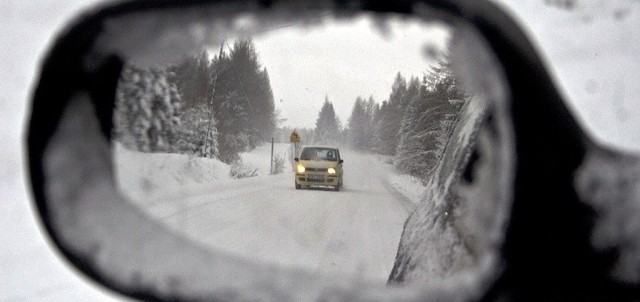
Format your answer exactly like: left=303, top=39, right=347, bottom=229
left=395, top=76, right=423, bottom=171
left=114, top=63, right=182, bottom=153
left=394, top=59, right=467, bottom=180
left=364, top=96, right=379, bottom=151
left=314, top=96, right=342, bottom=145
left=371, top=100, right=389, bottom=153
left=176, top=103, right=219, bottom=158
left=373, top=72, right=409, bottom=155
left=210, top=46, right=248, bottom=163
left=169, top=50, right=213, bottom=109
left=204, top=39, right=277, bottom=162
left=347, top=97, right=367, bottom=150
left=225, top=39, right=276, bottom=148
left=165, top=40, right=276, bottom=162
left=346, top=96, right=378, bottom=150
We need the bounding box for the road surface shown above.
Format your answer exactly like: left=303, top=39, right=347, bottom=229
left=130, top=150, right=413, bottom=284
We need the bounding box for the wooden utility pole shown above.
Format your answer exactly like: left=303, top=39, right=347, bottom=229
left=270, top=137, right=274, bottom=174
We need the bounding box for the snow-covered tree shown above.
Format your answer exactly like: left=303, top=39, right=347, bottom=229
left=372, top=73, right=411, bottom=155
left=169, top=50, right=213, bottom=109
left=200, top=39, right=277, bottom=163
left=223, top=39, right=276, bottom=148
left=346, top=96, right=378, bottom=150
left=347, top=97, right=368, bottom=150
left=165, top=40, right=276, bottom=163
left=314, top=96, right=342, bottom=145
left=114, top=63, right=182, bottom=153
left=175, top=103, right=218, bottom=158
left=395, top=60, right=467, bottom=180
left=210, top=49, right=250, bottom=163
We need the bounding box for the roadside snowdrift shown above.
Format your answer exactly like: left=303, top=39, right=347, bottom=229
left=113, top=142, right=294, bottom=202
left=113, top=143, right=231, bottom=202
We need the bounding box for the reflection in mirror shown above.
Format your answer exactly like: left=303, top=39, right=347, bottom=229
left=109, top=10, right=511, bottom=288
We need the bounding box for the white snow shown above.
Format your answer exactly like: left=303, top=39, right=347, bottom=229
left=114, top=143, right=232, bottom=201
left=2, top=0, right=639, bottom=301
left=113, top=142, right=294, bottom=201
left=113, top=144, right=414, bottom=283
left=385, top=172, right=426, bottom=205
left=238, top=142, right=295, bottom=177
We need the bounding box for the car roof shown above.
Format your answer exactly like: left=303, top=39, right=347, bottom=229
left=301, top=145, right=339, bottom=150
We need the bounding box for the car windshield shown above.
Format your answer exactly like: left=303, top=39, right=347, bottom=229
left=300, top=148, right=337, bottom=161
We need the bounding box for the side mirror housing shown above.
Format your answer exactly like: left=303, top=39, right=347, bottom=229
left=26, top=0, right=640, bottom=301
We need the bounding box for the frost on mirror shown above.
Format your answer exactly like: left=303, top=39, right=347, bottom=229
left=109, top=11, right=511, bottom=286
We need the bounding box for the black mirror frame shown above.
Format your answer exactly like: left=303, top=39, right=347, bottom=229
left=27, top=0, right=639, bottom=301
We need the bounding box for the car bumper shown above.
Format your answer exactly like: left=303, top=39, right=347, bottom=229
left=295, top=172, right=340, bottom=186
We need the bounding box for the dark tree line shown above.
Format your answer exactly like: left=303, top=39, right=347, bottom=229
left=113, top=39, right=276, bottom=163
left=344, top=59, right=467, bottom=182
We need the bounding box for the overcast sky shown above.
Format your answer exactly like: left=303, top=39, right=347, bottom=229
left=231, top=15, right=449, bottom=129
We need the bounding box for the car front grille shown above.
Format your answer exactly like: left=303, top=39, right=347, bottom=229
left=302, top=175, right=338, bottom=183
left=305, top=168, right=327, bottom=172
left=307, top=178, right=326, bottom=183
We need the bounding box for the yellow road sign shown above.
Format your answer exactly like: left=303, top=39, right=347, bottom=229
left=290, top=131, right=301, bottom=143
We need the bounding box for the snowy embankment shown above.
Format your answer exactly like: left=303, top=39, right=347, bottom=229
left=113, top=142, right=293, bottom=202
left=387, top=173, right=426, bottom=205
left=374, top=154, right=426, bottom=206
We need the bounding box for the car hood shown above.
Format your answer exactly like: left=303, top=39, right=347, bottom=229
left=298, top=160, right=339, bottom=169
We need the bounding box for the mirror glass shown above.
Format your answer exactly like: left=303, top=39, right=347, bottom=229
left=108, top=9, right=509, bottom=286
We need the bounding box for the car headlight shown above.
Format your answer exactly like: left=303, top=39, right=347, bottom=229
left=297, top=165, right=305, bottom=173
left=327, top=168, right=336, bottom=174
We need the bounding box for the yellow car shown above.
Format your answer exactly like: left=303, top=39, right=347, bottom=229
left=294, top=146, right=344, bottom=191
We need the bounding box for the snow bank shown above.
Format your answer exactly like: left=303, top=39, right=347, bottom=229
left=113, top=142, right=296, bottom=203
left=385, top=173, right=425, bottom=205
left=113, top=143, right=231, bottom=202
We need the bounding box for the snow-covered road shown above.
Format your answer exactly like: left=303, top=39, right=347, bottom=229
left=123, top=150, right=414, bottom=284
